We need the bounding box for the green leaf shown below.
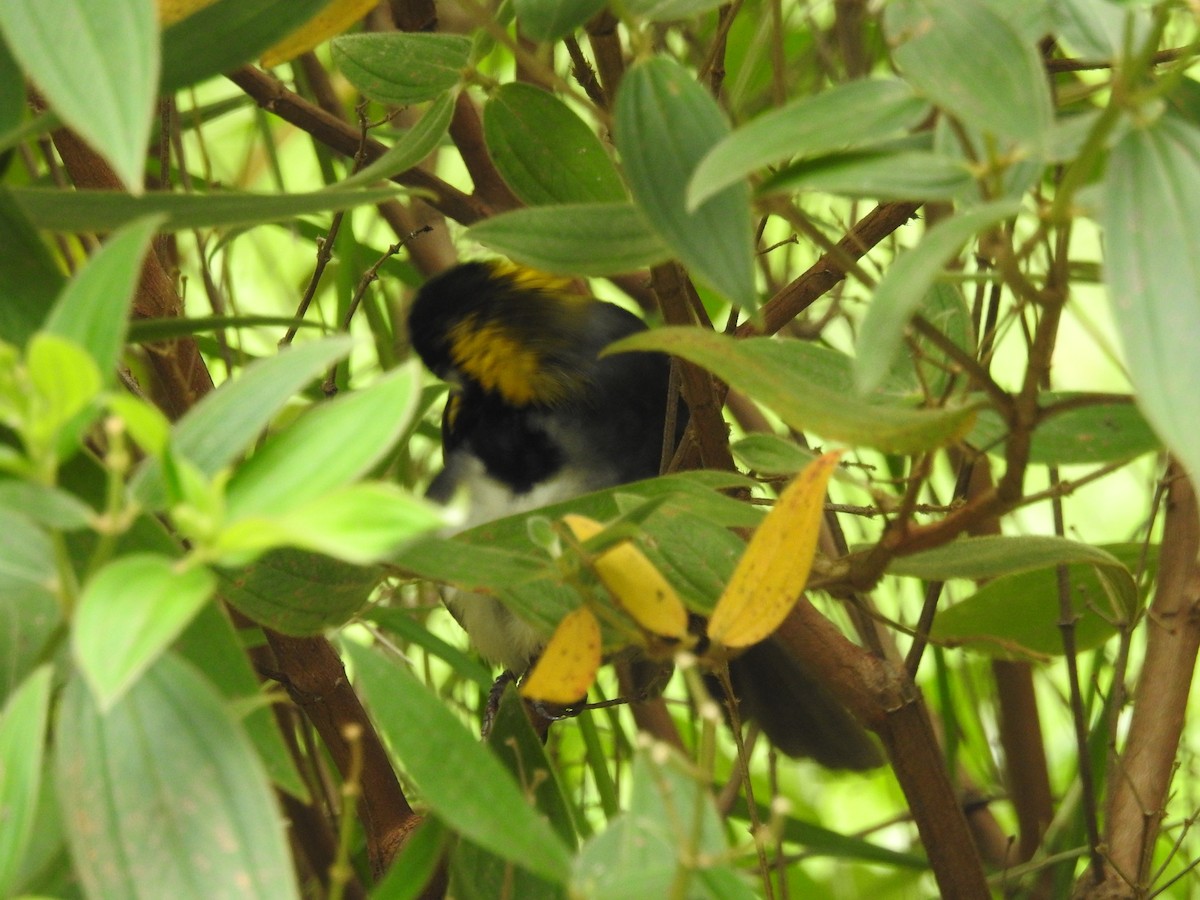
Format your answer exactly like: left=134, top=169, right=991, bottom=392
left=761, top=149, right=974, bottom=203
left=130, top=335, right=356, bottom=508
left=364, top=606, right=494, bottom=690
left=451, top=685, right=578, bottom=900
left=488, top=685, right=577, bottom=843
left=73, top=554, right=216, bottom=710
left=903, top=542, right=1155, bottom=659
left=25, top=333, right=103, bottom=459
left=397, top=471, right=758, bottom=594
left=968, top=393, right=1160, bottom=464
left=611, top=328, right=979, bottom=454
left=0, top=480, right=92, bottom=530
left=0, top=579, right=58, bottom=709
left=340, top=92, right=457, bottom=189
left=885, top=280, right=975, bottom=400
left=1101, top=115, right=1200, bottom=493
left=884, top=0, right=1053, bottom=151
left=126, top=313, right=324, bottom=343
left=889, top=534, right=1129, bottom=579
left=0, top=35, right=25, bottom=143
left=0, top=666, right=52, bottom=898
left=0, top=505, right=59, bottom=595
left=483, top=83, right=625, bottom=205
left=218, top=548, right=381, bottom=635
left=55, top=655, right=300, bottom=900
left=465, top=202, right=671, bottom=275
left=372, top=818, right=449, bottom=900
left=9, top=185, right=403, bottom=233
left=622, top=0, right=728, bottom=23
left=614, top=57, right=755, bottom=308
left=574, top=745, right=736, bottom=898
left=161, top=0, right=333, bottom=92
left=108, top=393, right=172, bottom=457
left=225, top=364, right=421, bottom=520
left=888, top=534, right=1138, bottom=617
left=214, top=482, right=443, bottom=566
left=730, top=797, right=928, bottom=869
left=0, top=190, right=64, bottom=346
left=513, top=0, right=606, bottom=42
left=732, top=434, right=820, bottom=475
left=1052, top=0, right=1152, bottom=60
left=854, top=199, right=1022, bottom=393
left=174, top=602, right=309, bottom=799
left=43, top=217, right=162, bottom=383
left=0, top=505, right=61, bottom=704
left=635, top=507, right=744, bottom=613
left=332, top=33, right=471, bottom=105
left=689, top=79, right=930, bottom=209
left=397, top=535, right=550, bottom=594
left=0, top=0, right=157, bottom=190
left=345, top=641, right=574, bottom=884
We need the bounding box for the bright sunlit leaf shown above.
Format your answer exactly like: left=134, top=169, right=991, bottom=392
left=562, top=513, right=688, bottom=640
left=520, top=606, right=601, bottom=704
left=708, top=451, right=842, bottom=648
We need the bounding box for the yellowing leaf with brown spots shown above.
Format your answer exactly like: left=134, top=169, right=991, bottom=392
left=708, top=450, right=843, bottom=648
left=563, top=514, right=689, bottom=640
left=260, top=0, right=378, bottom=67
left=519, top=607, right=601, bottom=704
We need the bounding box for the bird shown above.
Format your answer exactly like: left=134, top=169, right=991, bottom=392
left=407, top=259, right=881, bottom=770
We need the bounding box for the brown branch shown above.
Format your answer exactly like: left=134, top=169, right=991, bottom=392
left=772, top=604, right=990, bottom=898
left=388, top=0, right=438, bottom=33
left=1085, top=460, right=1200, bottom=896
left=565, top=36, right=607, bottom=108
left=47, top=124, right=215, bottom=418
left=697, top=2, right=742, bottom=97
left=650, top=262, right=736, bottom=473
left=226, top=66, right=488, bottom=226
left=1045, top=46, right=1190, bottom=73
left=266, top=631, right=420, bottom=877
left=965, top=459, right=1055, bottom=886
left=447, top=91, right=521, bottom=213
left=738, top=201, right=921, bottom=337
left=585, top=10, right=626, bottom=101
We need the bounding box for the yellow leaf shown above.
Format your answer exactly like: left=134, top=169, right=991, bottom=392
left=157, top=0, right=220, bottom=27
left=563, top=514, right=688, bottom=640
left=519, top=607, right=601, bottom=704
left=260, top=0, right=378, bottom=67
left=708, top=450, right=843, bottom=648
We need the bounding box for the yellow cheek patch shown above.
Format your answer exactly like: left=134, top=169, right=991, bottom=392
left=490, top=262, right=577, bottom=297
left=448, top=317, right=567, bottom=405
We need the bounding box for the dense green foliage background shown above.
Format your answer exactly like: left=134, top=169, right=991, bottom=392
left=1, top=0, right=1199, bottom=898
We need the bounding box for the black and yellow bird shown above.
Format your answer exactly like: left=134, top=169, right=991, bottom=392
left=408, top=260, right=880, bottom=770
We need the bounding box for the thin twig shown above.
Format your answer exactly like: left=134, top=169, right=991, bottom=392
left=323, top=229, right=431, bottom=394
